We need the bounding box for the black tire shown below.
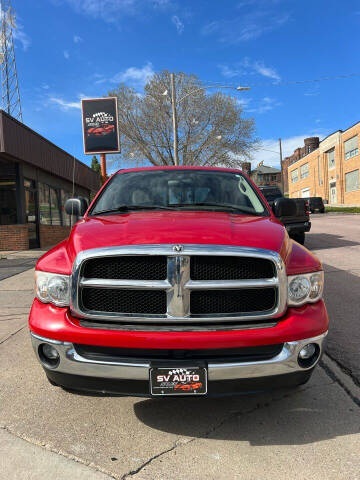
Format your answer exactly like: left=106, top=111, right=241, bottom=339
left=292, top=232, right=305, bottom=245
left=320, top=208, right=325, bottom=213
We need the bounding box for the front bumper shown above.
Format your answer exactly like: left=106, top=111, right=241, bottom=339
left=31, top=331, right=327, bottom=395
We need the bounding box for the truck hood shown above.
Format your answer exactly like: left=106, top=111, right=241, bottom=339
left=37, top=211, right=322, bottom=276
left=67, top=211, right=286, bottom=258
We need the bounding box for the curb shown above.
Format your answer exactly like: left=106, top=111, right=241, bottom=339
left=320, top=354, right=360, bottom=406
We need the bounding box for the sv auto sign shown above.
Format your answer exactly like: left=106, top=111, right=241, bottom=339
left=82, top=97, right=120, bottom=154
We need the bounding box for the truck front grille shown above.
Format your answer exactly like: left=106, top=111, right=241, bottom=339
left=72, top=245, right=287, bottom=327
left=81, top=288, right=167, bottom=315
left=190, top=255, right=275, bottom=280
left=82, top=255, right=167, bottom=280
left=190, top=288, right=276, bottom=315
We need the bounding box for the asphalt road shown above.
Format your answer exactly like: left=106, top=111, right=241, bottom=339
left=0, top=218, right=360, bottom=479
left=306, top=213, right=360, bottom=385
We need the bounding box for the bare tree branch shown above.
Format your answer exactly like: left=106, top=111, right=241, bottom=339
left=108, top=71, right=257, bottom=169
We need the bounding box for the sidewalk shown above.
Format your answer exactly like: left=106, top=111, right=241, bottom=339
left=0, top=248, right=48, bottom=259
left=0, top=267, right=359, bottom=480
left=0, top=248, right=47, bottom=281
left=0, top=429, right=111, bottom=480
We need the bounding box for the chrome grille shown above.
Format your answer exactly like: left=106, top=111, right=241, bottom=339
left=82, top=256, right=167, bottom=280
left=71, top=244, right=287, bottom=325
left=190, top=288, right=277, bottom=314
left=190, top=255, right=275, bottom=280
left=81, top=288, right=167, bottom=314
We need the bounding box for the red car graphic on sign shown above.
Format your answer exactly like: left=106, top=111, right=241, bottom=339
left=87, top=125, right=115, bottom=137
left=174, top=382, right=203, bottom=392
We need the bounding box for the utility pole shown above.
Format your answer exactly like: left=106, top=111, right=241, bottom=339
left=279, top=138, right=284, bottom=194
left=170, top=73, right=179, bottom=166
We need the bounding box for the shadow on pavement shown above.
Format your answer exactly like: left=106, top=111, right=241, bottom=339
left=305, top=233, right=360, bottom=250
left=0, top=257, right=38, bottom=281
left=133, top=379, right=359, bottom=445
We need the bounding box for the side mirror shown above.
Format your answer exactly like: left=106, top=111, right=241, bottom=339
left=65, top=197, right=88, bottom=217
left=272, top=197, right=297, bottom=217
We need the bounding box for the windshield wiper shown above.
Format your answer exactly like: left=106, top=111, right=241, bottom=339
left=92, top=204, right=175, bottom=215
left=171, top=202, right=259, bottom=215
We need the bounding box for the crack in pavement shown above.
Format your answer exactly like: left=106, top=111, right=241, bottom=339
left=120, top=382, right=331, bottom=479
left=323, top=352, right=360, bottom=389
left=0, top=325, right=26, bottom=345
left=320, top=358, right=360, bottom=406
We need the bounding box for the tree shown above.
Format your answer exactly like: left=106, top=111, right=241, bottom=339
left=108, top=71, right=257, bottom=168
left=91, top=155, right=101, bottom=175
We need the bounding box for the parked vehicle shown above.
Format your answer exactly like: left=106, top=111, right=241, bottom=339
left=259, top=186, right=311, bottom=245
left=309, top=197, right=325, bottom=213
left=29, top=167, right=328, bottom=397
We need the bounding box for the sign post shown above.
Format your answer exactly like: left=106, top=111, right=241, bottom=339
left=100, top=153, right=107, bottom=183
left=81, top=97, right=120, bottom=182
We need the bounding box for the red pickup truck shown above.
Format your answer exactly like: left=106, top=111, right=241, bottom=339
left=29, top=167, right=328, bottom=397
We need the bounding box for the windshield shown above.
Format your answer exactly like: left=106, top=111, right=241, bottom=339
left=90, top=170, right=267, bottom=216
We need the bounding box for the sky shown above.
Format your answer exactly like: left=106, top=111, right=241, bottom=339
left=11, top=0, right=360, bottom=172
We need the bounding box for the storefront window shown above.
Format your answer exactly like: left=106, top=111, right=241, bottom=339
left=39, top=183, right=62, bottom=225
left=61, top=190, right=72, bottom=226
left=0, top=160, right=17, bottom=225
left=39, top=183, right=51, bottom=224
left=50, top=187, right=61, bottom=225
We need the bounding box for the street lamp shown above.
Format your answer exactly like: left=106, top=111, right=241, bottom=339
left=165, top=76, right=251, bottom=165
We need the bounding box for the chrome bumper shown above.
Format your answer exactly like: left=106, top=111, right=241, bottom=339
left=30, top=332, right=327, bottom=381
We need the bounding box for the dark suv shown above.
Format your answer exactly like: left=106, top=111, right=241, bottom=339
left=259, top=186, right=311, bottom=245
left=309, top=197, right=325, bottom=213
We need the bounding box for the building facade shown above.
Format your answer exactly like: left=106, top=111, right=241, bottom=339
left=0, top=111, right=100, bottom=250
left=250, top=164, right=282, bottom=189
left=282, top=137, right=320, bottom=195
left=287, top=122, right=360, bottom=204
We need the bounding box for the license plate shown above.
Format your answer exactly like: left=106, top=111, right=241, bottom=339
left=150, top=367, right=207, bottom=396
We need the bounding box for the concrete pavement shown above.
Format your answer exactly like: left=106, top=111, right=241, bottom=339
left=0, top=219, right=360, bottom=479
left=306, top=213, right=360, bottom=385
left=0, top=249, right=46, bottom=281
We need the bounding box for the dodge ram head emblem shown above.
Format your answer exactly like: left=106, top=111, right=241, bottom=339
left=173, top=245, right=184, bottom=253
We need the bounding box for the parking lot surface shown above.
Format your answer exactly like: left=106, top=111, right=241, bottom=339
left=307, top=213, right=360, bottom=385
left=0, top=215, right=359, bottom=479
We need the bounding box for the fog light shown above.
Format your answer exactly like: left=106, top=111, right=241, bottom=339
left=42, top=344, right=59, bottom=360
left=39, top=343, right=60, bottom=368
left=299, top=344, right=316, bottom=360
left=298, top=343, right=320, bottom=368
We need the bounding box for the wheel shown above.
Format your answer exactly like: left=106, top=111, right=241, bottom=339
left=320, top=208, right=325, bottom=213
left=292, top=232, right=305, bottom=245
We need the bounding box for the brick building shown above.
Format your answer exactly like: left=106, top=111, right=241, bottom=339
left=250, top=163, right=282, bottom=189
left=0, top=111, right=100, bottom=251
left=287, top=121, right=360, bottom=204
left=282, top=137, right=320, bottom=195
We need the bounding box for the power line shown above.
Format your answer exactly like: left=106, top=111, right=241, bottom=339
left=201, top=72, right=360, bottom=89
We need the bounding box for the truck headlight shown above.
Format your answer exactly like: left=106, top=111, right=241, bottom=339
left=35, top=271, right=70, bottom=307
left=288, top=271, right=324, bottom=306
